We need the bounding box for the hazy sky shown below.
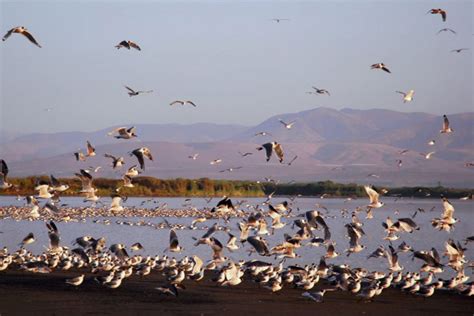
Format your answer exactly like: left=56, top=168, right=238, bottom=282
left=1, top=0, right=472, bottom=134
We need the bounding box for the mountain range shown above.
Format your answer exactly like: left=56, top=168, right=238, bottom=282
left=1, top=107, right=473, bottom=187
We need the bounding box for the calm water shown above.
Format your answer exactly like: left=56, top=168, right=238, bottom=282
left=0, top=196, right=472, bottom=278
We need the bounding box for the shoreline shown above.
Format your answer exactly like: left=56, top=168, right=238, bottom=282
left=0, top=269, right=473, bottom=316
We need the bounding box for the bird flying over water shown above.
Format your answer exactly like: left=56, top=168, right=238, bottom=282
left=2, top=26, right=41, bottom=47
left=365, top=185, right=384, bottom=209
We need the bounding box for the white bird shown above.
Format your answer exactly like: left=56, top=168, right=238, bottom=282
left=2, top=26, right=41, bottom=47
left=365, top=185, right=384, bottom=208
left=188, top=153, right=199, bottom=160
left=65, top=274, right=85, bottom=286
left=170, top=100, right=197, bottom=107
left=210, top=159, right=222, bottom=165
left=107, top=126, right=137, bottom=139
left=395, top=90, right=414, bottom=103
left=422, top=152, right=436, bottom=160
left=279, top=119, right=295, bottom=129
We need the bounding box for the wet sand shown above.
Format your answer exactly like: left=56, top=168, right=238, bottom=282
left=0, top=270, right=472, bottom=316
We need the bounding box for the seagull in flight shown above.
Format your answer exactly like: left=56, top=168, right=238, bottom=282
left=238, top=151, right=253, bottom=157
left=130, top=147, right=153, bottom=170
left=254, top=131, right=272, bottom=137
left=124, top=86, right=153, bottom=97
left=188, top=153, right=199, bottom=160
left=210, top=159, right=222, bottom=165
left=107, top=126, right=137, bottom=139
left=257, top=142, right=284, bottom=163
left=451, top=48, right=469, bottom=53
left=422, top=151, right=436, bottom=160
left=271, top=18, right=290, bottom=23
left=219, top=167, right=242, bottom=173
left=279, top=119, right=295, bottom=129
left=0, top=160, right=13, bottom=189
left=371, top=63, right=391, bottom=73
left=437, top=28, right=456, bottom=35
left=2, top=26, right=41, bottom=47
left=395, top=90, right=414, bottom=103
left=115, top=40, right=141, bottom=50
left=364, top=185, right=384, bottom=208
left=427, top=8, right=447, bottom=22
left=170, top=100, right=197, bottom=107
left=440, top=114, right=453, bottom=133
left=308, top=87, right=330, bottom=96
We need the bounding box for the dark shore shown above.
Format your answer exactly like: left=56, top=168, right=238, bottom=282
left=0, top=270, right=472, bottom=316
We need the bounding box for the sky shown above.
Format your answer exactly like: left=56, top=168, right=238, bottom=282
left=0, top=0, right=472, bottom=134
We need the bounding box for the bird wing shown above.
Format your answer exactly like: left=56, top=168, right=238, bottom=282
left=1, top=160, right=9, bottom=177
left=279, top=119, right=288, bottom=126
left=170, top=100, right=184, bottom=106
left=124, top=85, right=135, bottom=93
left=128, top=41, right=141, bottom=50
left=170, top=229, right=179, bottom=248
left=440, top=10, right=446, bottom=21
left=442, top=198, right=455, bottom=218
left=21, top=30, right=41, bottom=47
left=86, top=141, right=95, bottom=154
left=2, top=28, right=15, bottom=41
left=443, top=115, right=450, bottom=130
left=132, top=149, right=145, bottom=170
left=274, top=143, right=284, bottom=163
left=186, top=101, right=197, bottom=107
left=259, top=143, right=273, bottom=161
left=364, top=186, right=379, bottom=204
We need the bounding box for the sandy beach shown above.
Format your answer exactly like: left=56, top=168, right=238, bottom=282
left=0, top=269, right=472, bottom=316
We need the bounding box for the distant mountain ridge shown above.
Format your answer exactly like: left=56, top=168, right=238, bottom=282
left=2, top=107, right=473, bottom=187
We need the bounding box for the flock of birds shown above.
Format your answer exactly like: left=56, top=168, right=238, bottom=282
left=0, top=6, right=473, bottom=306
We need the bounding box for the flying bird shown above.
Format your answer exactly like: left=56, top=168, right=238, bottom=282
left=0, top=160, right=13, bottom=189
left=2, top=26, right=41, bottom=47
left=188, top=153, right=199, bottom=160
left=86, top=141, right=96, bottom=157
left=422, top=151, right=436, bottom=160
left=440, top=115, right=453, bottom=133
left=257, top=142, right=284, bottom=163
left=115, top=40, right=141, bottom=50
left=254, top=132, right=272, bottom=137
left=104, top=154, right=125, bottom=169
left=309, top=87, right=330, bottom=96
left=371, top=63, right=391, bottom=73
left=271, top=18, right=290, bottom=23
left=427, top=8, right=447, bottom=22
left=107, top=126, right=137, bottom=139
left=130, top=147, right=153, bottom=170
left=437, top=28, right=456, bottom=35
left=279, top=119, right=296, bottom=129
left=210, top=159, right=222, bottom=165
left=124, top=85, right=153, bottom=97
left=396, top=90, right=415, bottom=103
left=365, top=185, right=384, bottom=209
left=451, top=48, right=469, bottom=53
left=170, top=100, right=197, bottom=107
